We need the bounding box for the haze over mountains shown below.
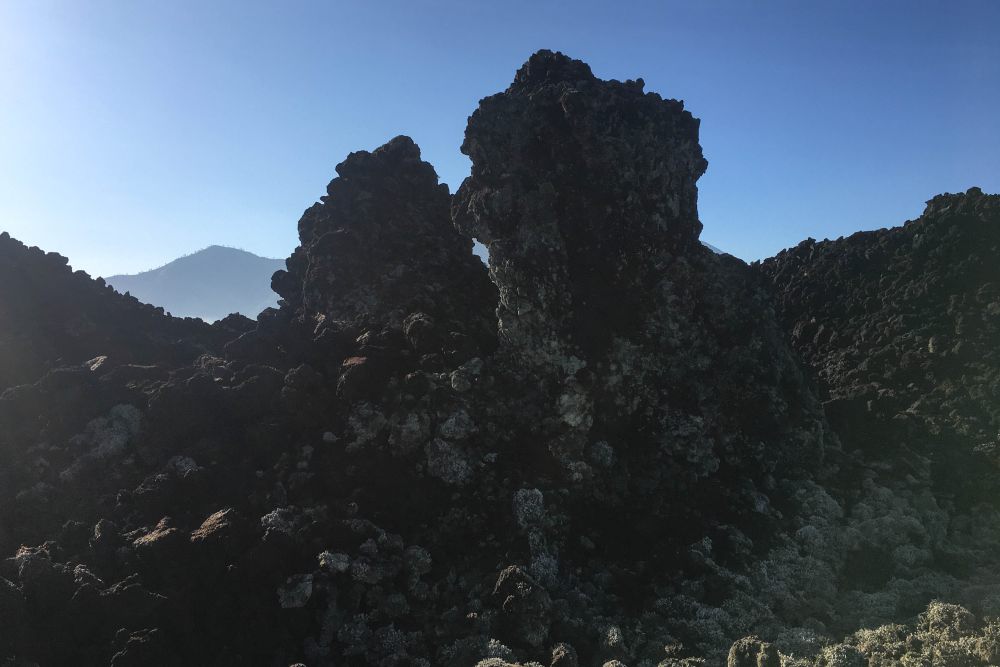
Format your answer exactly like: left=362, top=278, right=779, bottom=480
left=105, top=245, right=283, bottom=322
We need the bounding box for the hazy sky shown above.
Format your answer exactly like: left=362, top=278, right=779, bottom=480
left=1, top=0, right=998, bottom=277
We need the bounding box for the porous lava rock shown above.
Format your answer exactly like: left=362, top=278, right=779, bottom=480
left=759, top=187, right=1000, bottom=505
left=454, top=51, right=832, bottom=638
left=1, top=50, right=999, bottom=667
left=272, top=134, right=497, bottom=342
left=454, top=49, right=708, bottom=367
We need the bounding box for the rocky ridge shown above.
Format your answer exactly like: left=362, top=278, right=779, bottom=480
left=760, top=188, right=1000, bottom=506
left=0, top=51, right=998, bottom=667
left=0, top=232, right=247, bottom=393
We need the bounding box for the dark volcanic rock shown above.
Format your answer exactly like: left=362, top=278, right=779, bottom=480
left=454, top=49, right=708, bottom=364
left=1, top=50, right=999, bottom=667
left=454, top=52, right=831, bottom=639
left=1, top=50, right=836, bottom=667
left=759, top=188, right=1000, bottom=504
left=273, top=135, right=497, bottom=341
left=727, top=636, right=780, bottom=667
left=0, top=232, right=239, bottom=392
left=105, top=245, right=284, bottom=323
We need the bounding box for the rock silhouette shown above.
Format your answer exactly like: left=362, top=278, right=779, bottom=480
left=0, top=233, right=246, bottom=392
left=760, top=187, right=1000, bottom=508
left=0, top=51, right=998, bottom=666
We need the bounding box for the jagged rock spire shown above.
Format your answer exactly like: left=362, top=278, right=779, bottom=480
left=454, top=50, right=708, bottom=365
left=273, top=135, right=495, bottom=338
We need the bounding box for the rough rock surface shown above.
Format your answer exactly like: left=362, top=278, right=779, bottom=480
left=450, top=49, right=838, bottom=658
left=0, top=233, right=245, bottom=392
left=453, top=47, right=832, bottom=568
left=759, top=188, right=1000, bottom=505
left=272, top=134, right=497, bottom=341
left=0, top=50, right=998, bottom=667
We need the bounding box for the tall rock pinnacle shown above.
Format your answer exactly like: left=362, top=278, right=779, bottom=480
left=452, top=52, right=831, bottom=614
left=454, top=50, right=708, bottom=367
left=9, top=48, right=999, bottom=667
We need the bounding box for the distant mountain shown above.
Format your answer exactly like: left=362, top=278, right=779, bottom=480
left=105, top=246, right=284, bottom=322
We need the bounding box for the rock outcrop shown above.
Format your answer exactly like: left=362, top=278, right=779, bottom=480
left=455, top=50, right=707, bottom=366
left=0, top=51, right=998, bottom=667
left=454, top=47, right=830, bottom=530
left=760, top=188, right=1000, bottom=505
left=0, top=233, right=244, bottom=392
left=106, top=245, right=285, bottom=323
left=742, top=188, right=1000, bottom=663
left=450, top=50, right=837, bottom=658
left=273, top=135, right=497, bottom=341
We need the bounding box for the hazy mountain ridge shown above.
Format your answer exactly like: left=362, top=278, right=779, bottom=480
left=105, top=245, right=284, bottom=322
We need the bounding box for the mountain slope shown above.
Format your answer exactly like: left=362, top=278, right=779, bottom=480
left=0, top=233, right=246, bottom=392
left=106, top=246, right=284, bottom=322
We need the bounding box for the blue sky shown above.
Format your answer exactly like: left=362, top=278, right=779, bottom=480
left=1, top=0, right=998, bottom=277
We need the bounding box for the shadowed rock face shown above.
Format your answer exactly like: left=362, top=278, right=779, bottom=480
left=454, top=50, right=829, bottom=562
left=0, top=232, right=247, bottom=392
left=455, top=50, right=708, bottom=364
left=273, top=135, right=496, bottom=342
left=1, top=51, right=1000, bottom=667
left=760, top=187, right=1000, bottom=504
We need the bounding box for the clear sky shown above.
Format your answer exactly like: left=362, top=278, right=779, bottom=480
left=1, top=0, right=998, bottom=277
